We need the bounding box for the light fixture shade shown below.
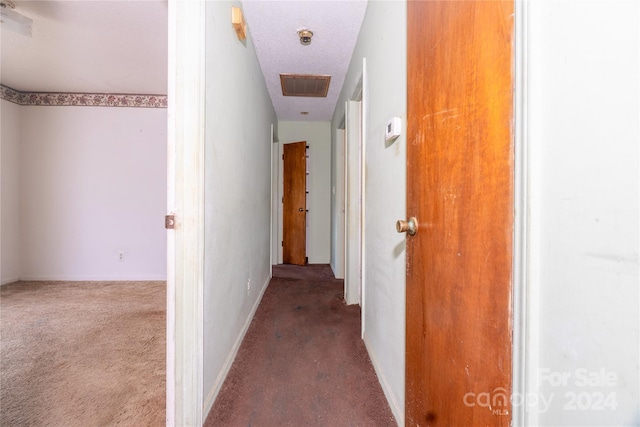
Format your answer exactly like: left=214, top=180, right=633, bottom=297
left=0, top=5, right=32, bottom=37
left=297, top=29, right=313, bottom=46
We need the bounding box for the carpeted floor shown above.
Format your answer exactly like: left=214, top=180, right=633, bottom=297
left=205, top=264, right=396, bottom=427
left=1, top=270, right=396, bottom=426
left=0, top=281, right=166, bottom=427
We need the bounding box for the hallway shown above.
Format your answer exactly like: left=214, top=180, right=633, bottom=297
left=205, top=265, right=395, bottom=426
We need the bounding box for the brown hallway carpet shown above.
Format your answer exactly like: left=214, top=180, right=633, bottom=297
left=0, top=281, right=165, bottom=427
left=205, top=264, right=396, bottom=427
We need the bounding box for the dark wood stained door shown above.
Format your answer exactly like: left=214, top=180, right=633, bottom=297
left=283, top=141, right=307, bottom=265
left=405, top=1, right=514, bottom=426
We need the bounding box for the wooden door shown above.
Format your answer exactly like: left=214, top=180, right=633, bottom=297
left=283, top=141, right=307, bottom=265
left=405, top=2, right=514, bottom=426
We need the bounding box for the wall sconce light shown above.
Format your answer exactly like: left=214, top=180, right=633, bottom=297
left=298, top=29, right=313, bottom=46
left=231, top=6, right=246, bottom=41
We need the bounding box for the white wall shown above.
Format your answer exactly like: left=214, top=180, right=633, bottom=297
left=277, top=121, right=331, bottom=264
left=331, top=1, right=407, bottom=424
left=1, top=99, right=22, bottom=284
left=202, top=0, right=277, bottom=416
left=15, top=105, right=167, bottom=281
left=525, top=2, right=639, bottom=425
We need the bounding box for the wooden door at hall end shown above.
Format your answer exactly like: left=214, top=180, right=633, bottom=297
left=283, top=141, right=307, bottom=265
left=405, top=1, right=515, bottom=426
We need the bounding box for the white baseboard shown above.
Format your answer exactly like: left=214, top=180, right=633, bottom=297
left=202, top=274, right=271, bottom=419
left=363, top=333, right=404, bottom=427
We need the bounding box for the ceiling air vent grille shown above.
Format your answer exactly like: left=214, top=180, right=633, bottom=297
left=280, top=74, right=331, bottom=98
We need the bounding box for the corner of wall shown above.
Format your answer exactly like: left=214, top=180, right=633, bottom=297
left=363, top=333, right=405, bottom=427
left=0, top=99, right=22, bottom=284
left=202, top=274, right=271, bottom=418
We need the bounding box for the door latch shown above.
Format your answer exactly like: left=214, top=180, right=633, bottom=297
left=165, top=214, right=176, bottom=230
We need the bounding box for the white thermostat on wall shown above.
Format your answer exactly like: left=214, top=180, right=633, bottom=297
left=385, top=117, right=402, bottom=142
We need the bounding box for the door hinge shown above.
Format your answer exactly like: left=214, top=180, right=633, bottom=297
left=281, top=241, right=283, bottom=247
left=282, top=154, right=284, bottom=160
left=165, top=214, right=176, bottom=230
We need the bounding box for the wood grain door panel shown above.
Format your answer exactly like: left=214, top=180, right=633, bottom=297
left=283, top=141, right=307, bottom=265
left=406, top=1, right=514, bottom=425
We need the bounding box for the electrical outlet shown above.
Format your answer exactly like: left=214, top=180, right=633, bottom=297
left=247, top=278, right=251, bottom=292
left=118, top=251, right=125, bottom=262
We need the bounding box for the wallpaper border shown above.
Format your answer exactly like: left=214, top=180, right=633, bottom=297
left=0, top=84, right=167, bottom=108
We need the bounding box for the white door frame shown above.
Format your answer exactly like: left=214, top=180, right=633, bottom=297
left=334, top=128, right=346, bottom=279
left=344, top=98, right=362, bottom=308
left=271, top=124, right=279, bottom=268
left=166, top=0, right=205, bottom=425
left=360, top=58, right=367, bottom=337
left=344, top=59, right=367, bottom=338
left=512, top=2, right=529, bottom=426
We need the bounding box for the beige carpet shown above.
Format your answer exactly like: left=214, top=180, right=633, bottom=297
left=0, top=281, right=166, bottom=426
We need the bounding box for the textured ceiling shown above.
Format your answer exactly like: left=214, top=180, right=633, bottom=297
left=241, top=0, right=367, bottom=121
left=1, top=0, right=367, bottom=122
left=0, top=0, right=167, bottom=94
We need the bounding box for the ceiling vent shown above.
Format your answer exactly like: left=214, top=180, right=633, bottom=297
left=280, top=74, right=331, bottom=98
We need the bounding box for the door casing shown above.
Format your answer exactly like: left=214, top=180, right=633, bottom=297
left=345, top=99, right=362, bottom=306
left=166, top=0, right=205, bottom=425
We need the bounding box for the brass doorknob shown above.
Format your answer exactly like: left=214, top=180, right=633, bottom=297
left=396, top=217, right=418, bottom=236
left=298, top=208, right=304, bottom=212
